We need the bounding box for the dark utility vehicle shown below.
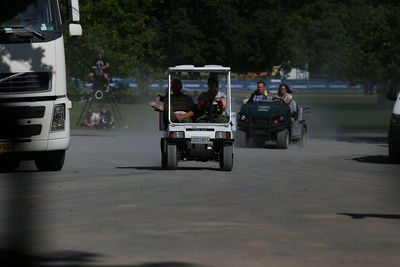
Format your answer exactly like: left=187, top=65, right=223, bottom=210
left=236, top=100, right=311, bottom=149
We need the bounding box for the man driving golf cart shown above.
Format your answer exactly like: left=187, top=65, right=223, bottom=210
left=196, top=77, right=229, bottom=123
left=247, top=81, right=273, bottom=103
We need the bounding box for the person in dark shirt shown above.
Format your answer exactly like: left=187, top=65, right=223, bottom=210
left=166, top=78, right=195, bottom=123
left=247, top=81, right=272, bottom=103
left=196, top=77, right=228, bottom=123
left=97, top=105, right=115, bottom=129
left=88, top=51, right=110, bottom=89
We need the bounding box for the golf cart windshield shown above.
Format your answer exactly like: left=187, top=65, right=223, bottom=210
left=167, top=67, right=231, bottom=125
left=0, top=0, right=62, bottom=43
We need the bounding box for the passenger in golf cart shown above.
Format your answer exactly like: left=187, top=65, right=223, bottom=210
left=165, top=78, right=195, bottom=123
left=196, top=77, right=229, bottom=123
left=247, top=81, right=273, bottom=102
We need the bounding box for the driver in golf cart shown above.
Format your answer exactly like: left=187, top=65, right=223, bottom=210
left=247, top=81, right=273, bottom=102
left=166, top=78, right=195, bottom=123
left=196, top=77, right=229, bottom=123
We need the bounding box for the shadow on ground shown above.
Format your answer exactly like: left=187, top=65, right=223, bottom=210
left=353, top=155, right=389, bottom=164
left=337, top=213, right=400, bottom=220
left=0, top=249, right=201, bottom=267
left=116, top=166, right=222, bottom=171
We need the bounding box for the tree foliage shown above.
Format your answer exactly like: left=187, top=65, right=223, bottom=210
left=61, top=0, right=400, bottom=89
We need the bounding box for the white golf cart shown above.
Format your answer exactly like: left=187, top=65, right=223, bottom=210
left=159, top=65, right=234, bottom=171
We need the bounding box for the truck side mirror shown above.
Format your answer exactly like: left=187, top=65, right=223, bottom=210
left=70, top=0, right=80, bottom=22
left=69, top=23, right=82, bottom=36
left=387, top=88, right=399, bottom=101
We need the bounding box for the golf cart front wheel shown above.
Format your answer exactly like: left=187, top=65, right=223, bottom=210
left=167, top=144, right=178, bottom=170
left=220, top=145, right=233, bottom=171
left=276, top=129, right=289, bottom=149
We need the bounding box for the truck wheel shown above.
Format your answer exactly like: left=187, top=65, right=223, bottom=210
left=0, top=155, right=20, bottom=172
left=388, top=144, right=400, bottom=164
left=220, top=145, right=233, bottom=171
left=277, top=129, right=289, bottom=149
left=167, top=144, right=178, bottom=170
left=34, top=150, right=65, bottom=172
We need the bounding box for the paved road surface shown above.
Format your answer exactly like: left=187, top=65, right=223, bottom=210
left=1, top=129, right=399, bottom=267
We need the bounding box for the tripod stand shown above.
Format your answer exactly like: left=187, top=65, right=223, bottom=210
left=76, top=76, right=127, bottom=128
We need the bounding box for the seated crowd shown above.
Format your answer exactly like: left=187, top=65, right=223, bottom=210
left=82, top=105, right=115, bottom=129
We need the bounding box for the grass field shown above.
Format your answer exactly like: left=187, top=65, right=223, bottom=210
left=70, top=93, right=394, bottom=135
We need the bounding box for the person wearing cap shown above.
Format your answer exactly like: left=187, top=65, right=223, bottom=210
left=196, top=77, right=229, bottom=123
left=166, top=78, right=195, bottom=123
left=247, top=81, right=273, bottom=102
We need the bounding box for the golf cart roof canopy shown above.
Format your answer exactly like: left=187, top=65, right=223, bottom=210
left=168, top=65, right=231, bottom=73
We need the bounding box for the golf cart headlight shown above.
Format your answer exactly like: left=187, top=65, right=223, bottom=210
left=169, top=131, right=185, bottom=138
left=51, top=104, right=65, bottom=132
left=391, top=114, right=400, bottom=126
left=215, top=131, right=231, bottom=139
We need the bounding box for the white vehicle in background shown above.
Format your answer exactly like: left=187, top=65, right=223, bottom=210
left=387, top=88, right=400, bottom=163
left=0, top=0, right=82, bottom=171
left=159, top=65, right=234, bottom=171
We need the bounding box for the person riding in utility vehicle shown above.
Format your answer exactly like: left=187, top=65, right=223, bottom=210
left=167, top=78, right=195, bottom=123
left=275, top=83, right=297, bottom=113
left=196, top=77, right=229, bottom=123
left=247, top=81, right=273, bottom=102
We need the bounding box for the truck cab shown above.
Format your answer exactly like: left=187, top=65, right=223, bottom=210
left=0, top=0, right=82, bottom=171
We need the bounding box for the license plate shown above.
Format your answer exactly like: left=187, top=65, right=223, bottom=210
left=0, top=143, right=13, bottom=153
left=191, top=136, right=210, bottom=144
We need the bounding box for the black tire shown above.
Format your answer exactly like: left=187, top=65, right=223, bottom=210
left=167, top=144, right=178, bottom=170
left=34, top=150, right=65, bottom=172
left=161, top=140, right=167, bottom=169
left=299, top=126, right=307, bottom=146
left=235, top=131, right=246, bottom=148
left=220, top=145, right=233, bottom=171
left=277, top=129, right=289, bottom=149
left=0, top=155, right=20, bottom=172
left=388, top=144, right=400, bottom=164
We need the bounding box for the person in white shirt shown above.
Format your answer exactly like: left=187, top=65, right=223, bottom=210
left=275, top=83, right=297, bottom=113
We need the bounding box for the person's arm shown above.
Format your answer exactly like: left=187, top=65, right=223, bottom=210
left=247, top=93, right=254, bottom=103
left=103, top=58, right=110, bottom=70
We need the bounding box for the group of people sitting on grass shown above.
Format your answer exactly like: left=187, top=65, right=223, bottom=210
left=81, top=105, right=115, bottom=129
left=166, top=77, right=297, bottom=123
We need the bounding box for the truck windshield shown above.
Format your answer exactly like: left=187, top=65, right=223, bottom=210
left=0, top=0, right=62, bottom=43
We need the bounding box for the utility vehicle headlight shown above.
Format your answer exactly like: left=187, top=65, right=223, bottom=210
left=240, top=114, right=247, bottom=121
left=391, top=114, right=400, bottom=126
left=169, top=131, right=185, bottom=138
left=215, top=131, right=231, bottom=139
left=51, top=104, right=65, bottom=132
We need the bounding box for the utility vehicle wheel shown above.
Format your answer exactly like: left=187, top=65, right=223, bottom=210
left=34, top=150, right=65, bottom=171
left=0, top=155, right=20, bottom=172
left=220, top=145, right=233, bottom=171
left=167, top=144, right=178, bottom=170
left=161, top=140, right=167, bottom=169
left=277, top=129, right=289, bottom=149
left=299, top=126, right=307, bottom=146
left=235, top=131, right=246, bottom=148
left=246, top=137, right=255, bottom=148
left=388, top=144, right=400, bottom=164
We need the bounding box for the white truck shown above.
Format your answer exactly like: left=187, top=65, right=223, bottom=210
left=0, top=0, right=82, bottom=171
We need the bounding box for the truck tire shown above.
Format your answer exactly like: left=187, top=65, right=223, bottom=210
left=0, top=155, right=20, bottom=172
left=167, top=144, right=178, bottom=170
left=220, top=145, right=233, bottom=171
left=277, top=129, right=289, bottom=149
left=34, top=150, right=65, bottom=172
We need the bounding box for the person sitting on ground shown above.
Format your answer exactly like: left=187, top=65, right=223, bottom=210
left=247, top=81, right=273, bottom=103
left=97, top=105, right=115, bottom=129
left=166, top=78, right=195, bottom=123
left=274, top=83, right=297, bottom=113
left=81, top=109, right=100, bottom=128
left=196, top=77, right=229, bottom=123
